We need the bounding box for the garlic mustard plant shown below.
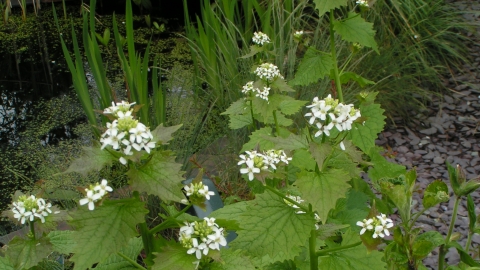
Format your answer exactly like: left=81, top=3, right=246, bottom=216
left=79, top=179, right=113, bottom=210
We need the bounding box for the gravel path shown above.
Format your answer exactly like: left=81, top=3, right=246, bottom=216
left=375, top=1, right=480, bottom=267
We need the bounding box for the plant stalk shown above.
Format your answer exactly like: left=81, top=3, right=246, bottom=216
left=29, top=221, right=35, bottom=240
left=466, top=231, right=473, bottom=253
left=329, top=10, right=343, bottom=103
left=117, top=252, right=146, bottom=269
left=438, top=196, right=460, bottom=270
left=264, top=185, right=309, bottom=213
left=316, top=241, right=362, bottom=256
left=249, top=95, right=256, bottom=131
left=150, top=204, right=192, bottom=234
left=273, top=110, right=280, bottom=136
left=309, top=229, right=318, bottom=270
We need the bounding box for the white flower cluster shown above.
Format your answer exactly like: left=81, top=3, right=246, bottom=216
left=254, top=63, right=284, bottom=83
left=79, top=179, right=113, bottom=211
left=179, top=217, right=227, bottom=260
left=100, top=101, right=156, bottom=165
left=252, top=31, right=270, bottom=46
left=238, top=149, right=292, bottom=181
left=294, top=30, right=304, bottom=39
left=11, top=195, right=53, bottom=224
left=241, top=81, right=271, bottom=102
left=184, top=182, right=215, bottom=203
left=356, top=0, right=369, bottom=7
left=356, top=214, right=394, bottom=238
left=305, top=95, right=361, bottom=137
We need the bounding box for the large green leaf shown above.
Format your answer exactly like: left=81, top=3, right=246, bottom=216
left=64, top=146, right=114, bottom=175
left=5, top=236, right=52, bottom=270
left=241, top=127, right=275, bottom=152
left=94, top=237, right=143, bottom=270
left=69, top=198, right=148, bottom=270
left=347, top=103, right=386, bottom=153
left=367, top=149, right=406, bottom=182
left=412, top=231, right=444, bottom=260
left=229, top=114, right=253, bottom=129
left=48, top=230, right=76, bottom=254
left=313, top=0, right=348, bottom=16
left=261, top=133, right=309, bottom=152
left=152, top=242, right=198, bottom=270
left=0, top=256, right=14, bottom=270
left=210, top=249, right=256, bottom=270
left=333, top=13, right=378, bottom=53
left=151, top=124, right=183, bottom=145
left=127, top=151, right=185, bottom=202
left=210, top=201, right=249, bottom=223
left=295, top=170, right=351, bottom=221
left=291, top=148, right=316, bottom=171
left=309, top=142, right=332, bottom=170
left=278, top=100, right=308, bottom=116
left=318, top=229, right=385, bottom=270
left=230, top=190, right=315, bottom=263
left=340, top=72, right=375, bottom=88
left=289, top=47, right=333, bottom=86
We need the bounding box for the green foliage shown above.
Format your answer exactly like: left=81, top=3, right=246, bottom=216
left=295, top=170, right=351, bottom=221
left=313, top=0, right=348, bottom=17
left=289, top=47, right=333, bottom=86
left=69, top=198, right=148, bottom=270
left=333, top=13, right=379, bottom=53
left=230, top=190, right=315, bottom=264
left=48, top=230, right=76, bottom=254
left=347, top=101, right=386, bottom=153
left=152, top=242, right=199, bottom=270
left=318, top=229, right=386, bottom=270
left=5, top=236, right=52, bottom=270
left=64, top=146, right=115, bottom=176
left=0, top=256, right=14, bottom=270
left=94, top=237, right=143, bottom=270
left=423, top=180, right=449, bottom=209
left=127, top=151, right=185, bottom=202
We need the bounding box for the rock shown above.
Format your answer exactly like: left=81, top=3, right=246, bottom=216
left=420, top=127, right=438, bottom=135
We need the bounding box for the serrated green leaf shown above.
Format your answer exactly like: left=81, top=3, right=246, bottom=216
left=210, top=201, right=248, bottom=223
left=367, top=149, right=406, bottom=182
left=271, top=78, right=296, bottom=93
left=290, top=47, right=333, bottom=86
left=264, top=259, right=297, bottom=270
left=340, top=72, right=375, bottom=87
left=241, top=127, right=275, bottom=152
left=333, top=13, right=378, bottom=53
left=0, top=255, right=14, bottom=270
left=313, top=0, right=348, bottom=16
left=69, top=198, right=148, bottom=270
left=48, top=230, right=76, bottom=254
left=309, top=142, right=332, bottom=170
left=261, top=133, right=308, bottom=152
left=36, top=260, right=64, bottom=270
left=230, top=190, right=315, bottom=263
left=210, top=249, right=256, bottom=270
left=415, top=231, right=444, bottom=248
left=278, top=100, right=308, bottom=115
left=252, top=94, right=291, bottom=125
left=6, top=236, right=52, bottom=270
left=151, top=124, right=183, bottom=145
left=412, top=240, right=436, bottom=259
left=94, top=237, right=143, bottom=270
left=127, top=151, right=185, bottom=202
left=327, top=148, right=362, bottom=178
left=423, top=180, right=449, bottom=209
left=316, top=224, right=350, bottom=240
left=229, top=114, right=253, bottom=129
left=291, top=148, right=316, bottom=171
left=152, top=242, right=198, bottom=270
left=318, top=229, right=385, bottom=270
left=295, top=169, right=351, bottom=221
left=347, top=103, right=386, bottom=153
left=221, top=98, right=248, bottom=116
left=240, top=45, right=265, bottom=59
left=384, top=242, right=409, bottom=267
left=65, top=146, right=114, bottom=175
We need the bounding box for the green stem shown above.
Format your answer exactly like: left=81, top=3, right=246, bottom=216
left=439, top=196, right=460, bottom=270
left=249, top=96, right=255, bottom=131
left=466, top=231, right=473, bottom=253
left=316, top=241, right=362, bottom=256
left=29, top=220, right=35, bottom=240
left=409, top=207, right=429, bottom=230
left=329, top=10, right=343, bottom=103
left=310, top=229, right=318, bottom=270
left=273, top=110, right=280, bottom=136
left=117, top=252, right=146, bottom=269
left=264, top=185, right=309, bottom=213
left=150, top=204, right=192, bottom=234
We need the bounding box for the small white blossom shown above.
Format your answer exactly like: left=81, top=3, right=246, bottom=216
left=356, top=213, right=394, bottom=238
left=254, top=63, right=284, bottom=82
left=180, top=218, right=227, bottom=260
left=252, top=31, right=270, bottom=45
left=10, top=195, right=54, bottom=224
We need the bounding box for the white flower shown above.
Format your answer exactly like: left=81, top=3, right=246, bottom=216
left=12, top=206, right=31, bottom=224
left=340, top=141, right=345, bottom=151
left=119, top=156, right=127, bottom=165
left=254, top=63, right=284, bottom=82
left=252, top=31, right=270, bottom=45
left=356, top=0, right=369, bottom=7
left=356, top=219, right=374, bottom=235
left=79, top=190, right=102, bottom=211
left=94, top=179, right=113, bottom=196
left=204, top=217, right=216, bottom=227
left=242, top=81, right=255, bottom=94
left=198, top=186, right=215, bottom=200
left=207, top=227, right=227, bottom=250
left=187, top=238, right=203, bottom=260
left=240, top=159, right=261, bottom=181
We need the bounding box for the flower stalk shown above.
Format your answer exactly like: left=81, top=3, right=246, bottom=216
left=329, top=10, right=343, bottom=103
left=439, top=196, right=460, bottom=270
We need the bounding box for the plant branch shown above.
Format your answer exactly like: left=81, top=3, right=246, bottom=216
left=117, top=252, right=147, bottom=269
left=439, top=196, right=460, bottom=270
left=310, top=229, right=318, bottom=270
left=150, top=204, right=192, bottom=234
left=316, top=241, right=362, bottom=256
left=273, top=110, right=280, bottom=136
left=29, top=221, right=35, bottom=240
left=264, top=185, right=309, bottom=213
